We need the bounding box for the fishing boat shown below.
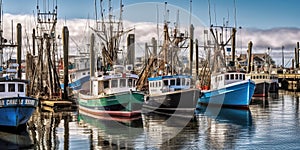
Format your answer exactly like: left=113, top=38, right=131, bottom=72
left=78, top=65, right=144, bottom=117
left=245, top=52, right=279, bottom=97
left=246, top=72, right=270, bottom=97
left=0, top=1, right=38, bottom=128
left=78, top=0, right=144, bottom=118
left=198, top=27, right=255, bottom=109
left=0, top=68, right=38, bottom=128
left=139, top=5, right=200, bottom=116
left=58, top=55, right=90, bottom=92
left=199, top=71, right=255, bottom=108
left=143, top=75, right=199, bottom=116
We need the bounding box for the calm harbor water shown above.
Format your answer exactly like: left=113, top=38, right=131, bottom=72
left=2, top=90, right=300, bottom=149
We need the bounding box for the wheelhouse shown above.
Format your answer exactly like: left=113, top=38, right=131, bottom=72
left=148, top=75, right=191, bottom=95
left=0, top=78, right=27, bottom=98
left=91, top=73, right=138, bottom=95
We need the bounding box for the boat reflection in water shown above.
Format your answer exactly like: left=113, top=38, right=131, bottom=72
left=195, top=104, right=254, bottom=149
left=141, top=113, right=198, bottom=149
left=0, top=127, right=33, bottom=149
left=77, top=110, right=144, bottom=149
left=27, top=109, right=79, bottom=150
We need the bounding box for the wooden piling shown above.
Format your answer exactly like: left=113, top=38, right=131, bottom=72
left=195, top=39, right=199, bottom=78
left=189, top=24, right=194, bottom=76
left=62, top=26, right=69, bottom=99
left=90, top=33, right=95, bottom=93
left=247, top=41, right=253, bottom=73
left=17, top=23, right=22, bottom=79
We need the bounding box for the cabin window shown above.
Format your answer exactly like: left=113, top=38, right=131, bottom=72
left=182, top=78, right=185, bottom=86
left=18, top=84, right=24, bottom=92
left=128, top=79, right=132, bottom=87
left=243, top=75, right=245, bottom=80
left=226, top=75, right=229, bottom=80
left=0, top=84, right=4, bottom=92
left=176, top=78, right=181, bottom=86
left=159, top=82, right=161, bottom=87
left=163, top=80, right=169, bottom=86
left=8, top=84, right=15, bottom=92
left=170, top=79, right=175, bottom=85
left=186, top=79, right=190, bottom=86
left=260, top=75, right=262, bottom=79
left=88, top=72, right=90, bottom=75
left=230, top=74, right=234, bottom=80
left=104, top=81, right=109, bottom=88
left=235, top=74, right=238, bottom=80
left=82, top=72, right=86, bottom=76
left=111, top=80, right=118, bottom=88
left=133, top=80, right=136, bottom=86
left=239, top=74, right=242, bottom=80
left=120, top=79, right=126, bottom=87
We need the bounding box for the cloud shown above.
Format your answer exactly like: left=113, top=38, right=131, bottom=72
left=2, top=13, right=300, bottom=67
left=241, top=27, right=300, bottom=49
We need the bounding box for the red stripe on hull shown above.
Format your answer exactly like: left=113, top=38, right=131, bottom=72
left=79, top=106, right=141, bottom=118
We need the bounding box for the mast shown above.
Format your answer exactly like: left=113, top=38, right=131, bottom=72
left=0, top=0, right=17, bottom=75
left=27, top=0, right=60, bottom=99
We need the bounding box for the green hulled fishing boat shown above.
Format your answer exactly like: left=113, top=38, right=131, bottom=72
left=78, top=0, right=144, bottom=118
left=78, top=65, right=144, bottom=117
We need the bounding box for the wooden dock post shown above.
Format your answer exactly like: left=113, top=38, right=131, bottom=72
left=90, top=33, right=95, bottom=93
left=17, top=23, right=22, bottom=79
left=62, top=26, right=69, bottom=99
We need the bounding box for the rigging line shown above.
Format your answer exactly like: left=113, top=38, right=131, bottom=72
left=234, top=0, right=237, bottom=28
left=189, top=0, right=192, bottom=26
left=214, top=4, right=217, bottom=26
left=94, top=0, right=97, bottom=29
left=208, top=0, right=211, bottom=26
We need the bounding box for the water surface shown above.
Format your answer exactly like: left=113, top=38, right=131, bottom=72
left=2, top=90, right=300, bottom=149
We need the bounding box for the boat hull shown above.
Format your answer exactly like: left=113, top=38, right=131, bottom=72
left=253, top=81, right=270, bottom=97
left=61, top=75, right=90, bottom=91
left=199, top=79, right=255, bottom=109
left=78, top=91, right=144, bottom=117
left=269, top=81, right=279, bottom=93
left=0, top=97, right=38, bottom=127
left=142, top=88, right=200, bottom=116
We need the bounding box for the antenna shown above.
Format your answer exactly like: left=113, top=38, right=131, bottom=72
left=208, top=0, right=211, bottom=26
left=234, top=0, right=237, bottom=28
left=164, top=2, right=167, bottom=24
left=156, top=4, right=159, bottom=47
left=94, top=0, right=97, bottom=29
left=214, top=4, right=217, bottom=26
left=189, top=0, right=192, bottom=26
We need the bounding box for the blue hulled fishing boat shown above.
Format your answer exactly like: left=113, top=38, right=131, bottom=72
left=198, top=26, right=255, bottom=109
left=199, top=72, right=255, bottom=108
left=0, top=1, right=38, bottom=128
left=0, top=76, right=38, bottom=127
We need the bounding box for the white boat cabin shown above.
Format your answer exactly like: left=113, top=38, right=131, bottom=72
left=211, top=72, right=246, bottom=90
left=91, top=65, right=138, bottom=96
left=245, top=73, right=278, bottom=84
left=148, top=75, right=191, bottom=95
left=0, top=78, right=27, bottom=98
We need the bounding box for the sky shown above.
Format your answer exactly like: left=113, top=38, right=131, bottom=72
left=2, top=0, right=300, bottom=67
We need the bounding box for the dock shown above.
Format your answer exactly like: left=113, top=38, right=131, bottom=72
left=40, top=99, right=77, bottom=112
left=278, top=73, right=300, bottom=91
